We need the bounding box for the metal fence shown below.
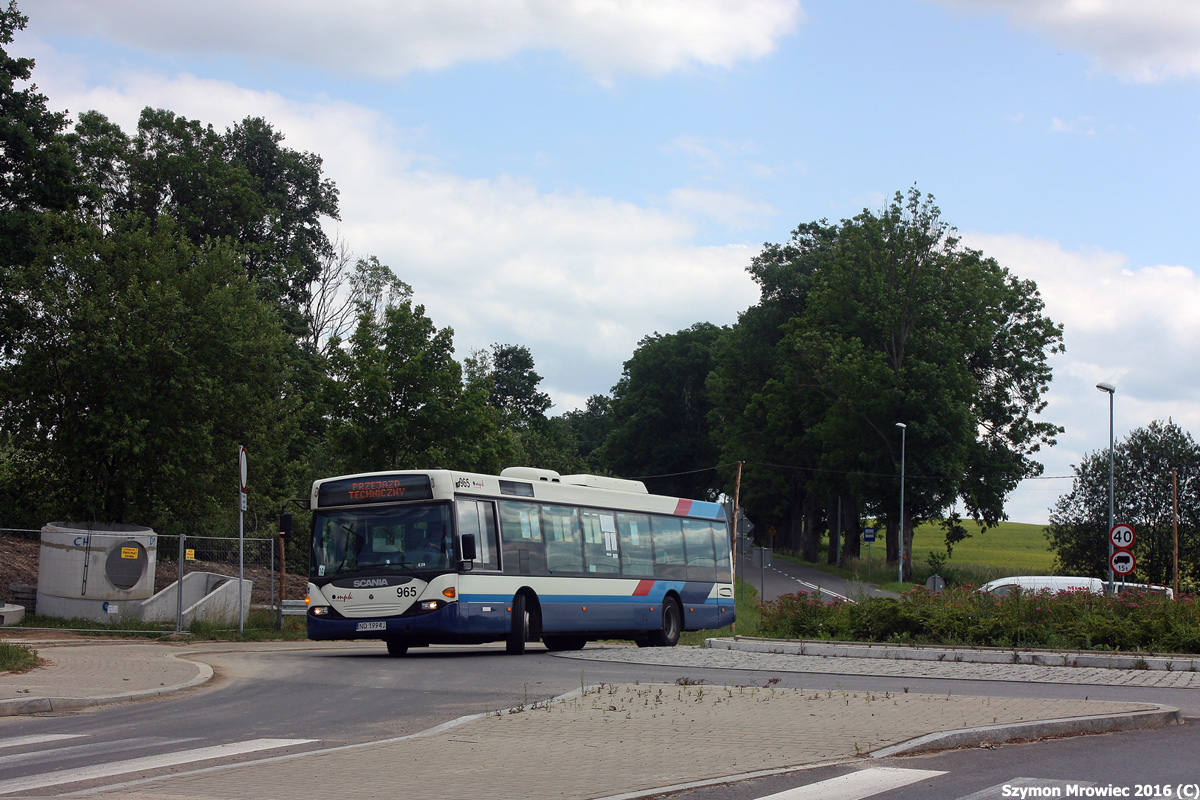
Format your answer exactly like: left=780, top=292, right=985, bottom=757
left=1, top=526, right=306, bottom=633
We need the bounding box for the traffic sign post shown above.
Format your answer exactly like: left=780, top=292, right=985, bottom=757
left=238, top=445, right=247, bottom=635
left=1108, top=524, right=1136, bottom=589
left=864, top=527, right=876, bottom=579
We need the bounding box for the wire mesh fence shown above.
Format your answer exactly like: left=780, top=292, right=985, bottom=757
left=1, top=525, right=308, bottom=633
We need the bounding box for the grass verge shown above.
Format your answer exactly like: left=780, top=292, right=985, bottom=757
left=0, top=641, right=39, bottom=672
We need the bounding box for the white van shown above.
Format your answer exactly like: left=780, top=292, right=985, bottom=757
left=978, top=576, right=1104, bottom=597
left=979, top=575, right=1173, bottom=599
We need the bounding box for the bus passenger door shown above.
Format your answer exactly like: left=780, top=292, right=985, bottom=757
left=456, top=499, right=499, bottom=570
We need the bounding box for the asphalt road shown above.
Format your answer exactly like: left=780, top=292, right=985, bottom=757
left=738, top=552, right=899, bottom=603
left=2, top=642, right=1197, bottom=798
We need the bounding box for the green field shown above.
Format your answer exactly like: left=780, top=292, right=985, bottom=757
left=830, top=519, right=1058, bottom=591
left=912, top=520, right=1056, bottom=575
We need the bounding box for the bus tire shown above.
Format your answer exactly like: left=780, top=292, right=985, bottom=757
left=385, top=639, right=408, bottom=656
left=647, top=597, right=682, bottom=647
left=543, top=635, right=587, bottom=652
left=506, top=593, right=530, bottom=655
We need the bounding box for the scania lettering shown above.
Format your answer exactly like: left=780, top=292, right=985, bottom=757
left=299, top=467, right=736, bottom=656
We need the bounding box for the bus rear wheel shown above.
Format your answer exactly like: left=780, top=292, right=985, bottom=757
left=639, top=597, right=681, bottom=648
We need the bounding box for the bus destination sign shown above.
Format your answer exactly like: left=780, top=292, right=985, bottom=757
left=318, top=475, right=434, bottom=507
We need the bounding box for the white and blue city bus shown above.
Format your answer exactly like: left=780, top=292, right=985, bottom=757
left=300, top=466, right=736, bottom=655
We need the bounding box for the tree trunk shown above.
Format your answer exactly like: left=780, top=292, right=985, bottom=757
left=842, top=496, right=861, bottom=560
left=886, top=510, right=899, bottom=567
left=801, top=492, right=820, bottom=563
left=826, top=495, right=840, bottom=565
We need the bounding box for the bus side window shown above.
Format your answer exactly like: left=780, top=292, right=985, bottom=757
left=682, top=518, right=717, bottom=582
left=499, top=500, right=546, bottom=575
left=651, top=516, right=686, bottom=580
left=581, top=511, right=620, bottom=574
left=543, top=505, right=583, bottom=573
left=714, top=520, right=732, bottom=576
left=617, top=512, right=654, bottom=577
left=455, top=499, right=500, bottom=570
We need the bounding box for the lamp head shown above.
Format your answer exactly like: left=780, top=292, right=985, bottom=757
left=896, top=422, right=907, bottom=429
left=1096, top=382, right=1115, bottom=394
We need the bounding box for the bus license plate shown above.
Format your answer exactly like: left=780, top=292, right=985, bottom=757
left=356, top=621, right=386, bottom=632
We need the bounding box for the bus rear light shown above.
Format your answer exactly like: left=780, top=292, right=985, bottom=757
left=442, top=588, right=456, bottom=599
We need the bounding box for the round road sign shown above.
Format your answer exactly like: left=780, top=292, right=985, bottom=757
left=1111, top=549, right=1136, bottom=576
left=1109, top=524, right=1136, bottom=550
left=238, top=445, right=248, bottom=493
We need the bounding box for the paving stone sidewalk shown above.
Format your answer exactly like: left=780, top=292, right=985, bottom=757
left=81, top=683, right=1168, bottom=800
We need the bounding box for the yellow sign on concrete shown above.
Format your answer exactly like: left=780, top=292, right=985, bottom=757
left=121, top=546, right=139, bottom=559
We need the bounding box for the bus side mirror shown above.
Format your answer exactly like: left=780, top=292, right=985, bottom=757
left=279, top=513, right=293, bottom=538
left=460, top=534, right=477, bottom=562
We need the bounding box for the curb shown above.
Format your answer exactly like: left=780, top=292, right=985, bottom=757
left=872, top=703, right=1184, bottom=758
left=0, top=654, right=214, bottom=717
left=710, top=637, right=1200, bottom=672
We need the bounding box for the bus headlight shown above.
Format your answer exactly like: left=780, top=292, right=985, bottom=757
left=418, top=600, right=442, bottom=612
left=311, top=606, right=330, bottom=616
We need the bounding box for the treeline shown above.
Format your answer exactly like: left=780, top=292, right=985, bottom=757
left=1, top=3, right=1080, bottom=580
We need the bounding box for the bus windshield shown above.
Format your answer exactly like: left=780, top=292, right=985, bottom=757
left=311, top=503, right=455, bottom=580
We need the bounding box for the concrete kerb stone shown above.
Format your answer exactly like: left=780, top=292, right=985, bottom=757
left=0, top=642, right=215, bottom=717
left=872, top=703, right=1184, bottom=758
left=710, top=636, right=1200, bottom=672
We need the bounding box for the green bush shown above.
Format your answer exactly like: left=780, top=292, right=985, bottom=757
left=758, top=586, right=1200, bottom=654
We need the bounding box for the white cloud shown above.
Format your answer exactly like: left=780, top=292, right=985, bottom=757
left=933, top=0, right=1200, bottom=82
left=1050, top=116, right=1096, bottom=136
left=961, top=232, right=1200, bottom=522
left=665, top=187, right=778, bottom=230
left=36, top=59, right=760, bottom=412
left=29, top=0, right=803, bottom=81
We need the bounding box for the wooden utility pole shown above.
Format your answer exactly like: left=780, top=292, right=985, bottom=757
left=730, top=460, right=743, bottom=635
left=1173, top=469, right=1179, bottom=598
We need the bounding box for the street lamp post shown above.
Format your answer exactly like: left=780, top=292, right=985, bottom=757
left=896, top=422, right=906, bottom=585
left=1096, top=383, right=1115, bottom=591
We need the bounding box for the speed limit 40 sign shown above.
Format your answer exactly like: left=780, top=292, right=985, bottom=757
left=1109, top=524, right=1136, bottom=550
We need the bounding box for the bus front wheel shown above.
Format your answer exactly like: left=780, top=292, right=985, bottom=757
left=506, top=594, right=534, bottom=655
left=385, top=639, right=408, bottom=656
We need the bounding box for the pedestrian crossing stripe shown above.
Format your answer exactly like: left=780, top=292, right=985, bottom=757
left=0, top=737, right=315, bottom=796
left=753, top=767, right=948, bottom=800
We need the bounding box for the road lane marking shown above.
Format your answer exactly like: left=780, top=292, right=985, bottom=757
left=0, top=736, right=197, bottom=767
left=753, top=767, right=947, bottom=800
left=0, top=734, right=85, bottom=750
left=0, top=738, right=315, bottom=795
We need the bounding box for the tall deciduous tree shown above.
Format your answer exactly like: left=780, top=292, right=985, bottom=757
left=0, top=215, right=293, bottom=530
left=602, top=323, right=725, bottom=500
left=1047, top=420, right=1200, bottom=586
left=784, top=189, right=1063, bottom=577
left=325, top=300, right=497, bottom=474
left=712, top=189, right=1063, bottom=577
left=0, top=0, right=82, bottom=355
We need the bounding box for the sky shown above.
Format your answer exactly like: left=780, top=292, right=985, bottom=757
left=15, top=0, right=1200, bottom=525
